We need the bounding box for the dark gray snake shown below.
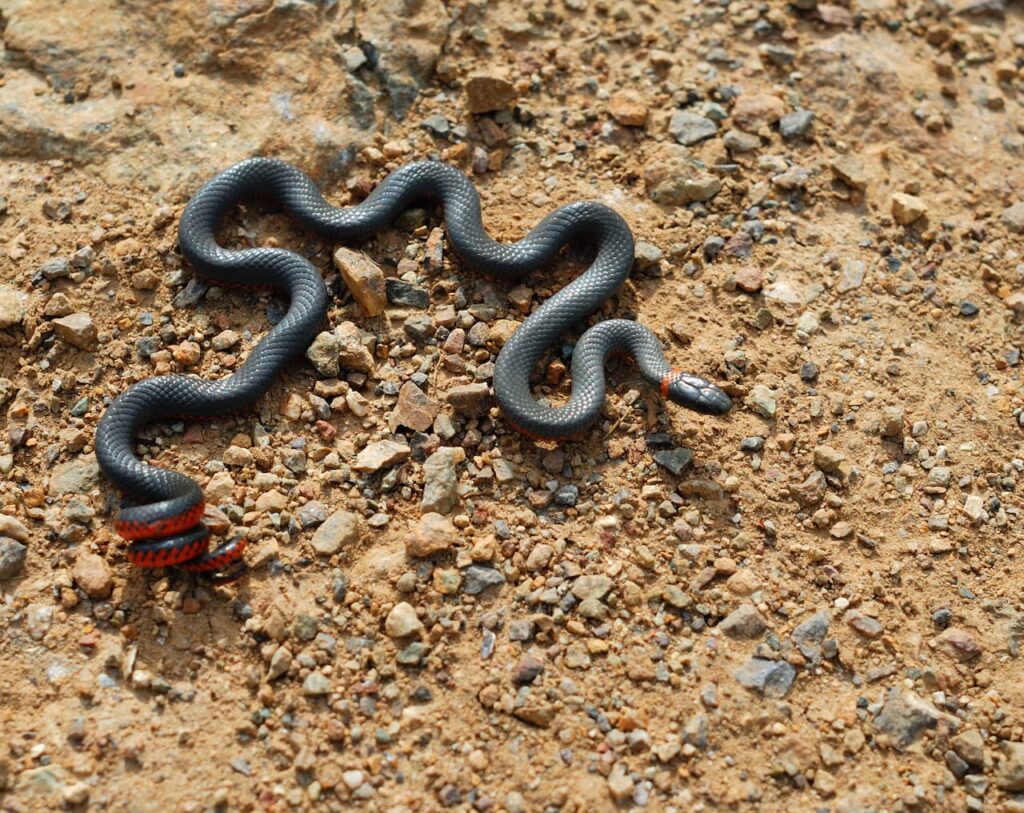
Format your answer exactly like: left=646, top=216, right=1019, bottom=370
left=95, top=157, right=731, bottom=581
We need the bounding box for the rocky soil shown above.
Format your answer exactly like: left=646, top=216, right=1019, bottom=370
left=2, top=0, right=1024, bottom=811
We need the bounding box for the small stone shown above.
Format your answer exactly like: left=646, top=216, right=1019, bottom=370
left=386, top=602, right=424, bottom=638
left=952, top=729, right=985, bottom=766
left=643, top=145, right=721, bottom=204
left=463, top=565, right=506, bottom=595
left=732, top=94, right=787, bottom=131
left=734, top=658, right=796, bottom=698
left=962, top=495, right=985, bottom=523
left=609, top=91, right=648, bottom=127
left=1000, top=202, right=1024, bottom=234
left=302, top=672, right=331, bottom=695
left=52, top=312, right=98, bottom=351
left=0, top=514, right=30, bottom=542
left=73, top=551, right=113, bottom=599
left=306, top=331, right=341, bottom=377
left=933, top=627, right=982, bottom=661
left=995, top=742, right=1024, bottom=791
left=48, top=455, right=100, bottom=496
left=334, top=322, right=375, bottom=373
left=880, top=406, right=904, bottom=437
left=607, top=765, right=634, bottom=803
left=572, top=574, right=613, bottom=601
left=831, top=156, right=868, bottom=191
left=406, top=513, right=456, bottom=557
left=837, top=259, right=865, bottom=292
left=813, top=445, right=845, bottom=473
left=844, top=609, right=884, bottom=639
left=723, top=129, right=761, bottom=153
left=873, top=689, right=954, bottom=749
left=0, top=538, right=27, bottom=578
left=422, top=447, right=466, bottom=514
left=668, top=110, right=717, bottom=145
left=511, top=655, right=545, bottom=685
left=891, top=192, right=927, bottom=226
left=772, top=166, right=810, bottom=191
left=735, top=265, right=763, bottom=293
left=719, top=603, right=768, bottom=639
left=464, top=73, right=517, bottom=114
left=0, top=286, right=28, bottom=329
left=959, top=301, right=979, bottom=318
left=387, top=279, right=430, bottom=309
left=268, top=646, right=292, bottom=680
left=62, top=782, right=90, bottom=806
left=311, top=510, right=361, bottom=556
left=446, top=383, right=490, bottom=415
left=779, top=109, right=814, bottom=138
left=353, top=440, right=411, bottom=472
left=334, top=248, right=386, bottom=316
left=747, top=385, right=777, bottom=418
left=653, top=447, right=693, bottom=476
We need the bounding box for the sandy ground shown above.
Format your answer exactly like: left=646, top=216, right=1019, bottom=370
left=2, top=0, right=1024, bottom=811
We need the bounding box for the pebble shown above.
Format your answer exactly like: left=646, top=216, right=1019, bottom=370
left=653, top=447, right=693, bottom=476
left=873, top=689, right=952, bottom=749
left=386, top=279, right=430, bottom=309
left=723, top=129, right=760, bottom=153
left=731, top=94, right=787, bottom=131
left=52, top=312, right=99, bottom=351
left=932, top=626, right=982, bottom=661
left=844, top=609, right=884, bottom=639
left=0, top=538, right=27, bottom=578
left=48, top=455, right=100, bottom=496
left=462, top=565, right=506, bottom=595
left=734, top=265, right=763, bottom=293
left=72, top=551, right=113, bottom=599
left=995, top=742, right=1024, bottom=791
left=571, top=574, right=613, bottom=601
left=353, top=440, right=411, bottom=472
left=302, top=672, right=332, bottom=695
left=0, top=286, right=27, bottom=329
left=385, top=602, right=423, bottom=638
left=334, top=248, right=387, bottom=316
left=464, top=73, right=517, bottom=114
left=608, top=91, right=648, bottom=127
left=719, top=604, right=768, bottom=639
left=891, top=192, right=927, bottom=226
left=406, top=513, right=456, bottom=557
left=311, top=510, right=361, bottom=556
left=779, top=109, right=814, bottom=138
left=422, top=447, right=466, bottom=513
left=0, top=514, right=30, bottom=542
left=1000, top=202, right=1024, bottom=234
left=734, top=658, right=796, bottom=698
left=668, top=111, right=717, bottom=146
left=746, top=385, right=777, bottom=418
left=831, top=156, right=868, bottom=190
left=446, top=383, right=490, bottom=415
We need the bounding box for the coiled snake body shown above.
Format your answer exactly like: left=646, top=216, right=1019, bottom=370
left=95, top=158, right=731, bottom=582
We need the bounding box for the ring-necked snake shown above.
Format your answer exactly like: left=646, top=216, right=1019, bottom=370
left=95, top=158, right=731, bottom=582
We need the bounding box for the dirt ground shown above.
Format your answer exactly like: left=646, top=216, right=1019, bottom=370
left=2, top=0, right=1024, bottom=811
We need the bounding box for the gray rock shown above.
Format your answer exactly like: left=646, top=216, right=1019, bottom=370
left=792, top=610, right=830, bottom=662
left=735, top=658, right=796, bottom=698
left=0, top=537, right=27, bottom=578
left=48, top=455, right=100, bottom=496
left=719, top=603, right=768, bottom=639
left=463, top=565, right=506, bottom=595
left=446, top=383, right=490, bottom=415
left=302, top=672, right=331, bottom=695
left=422, top=447, right=465, bottom=514
left=311, top=510, right=361, bottom=556
left=837, top=259, right=865, bottom=292
left=306, top=331, right=341, bottom=376
left=1001, top=202, right=1024, bottom=234
left=172, top=277, right=208, bottom=308
left=669, top=111, right=717, bottom=146
left=873, top=689, right=955, bottom=749
left=571, top=574, right=613, bottom=601
left=653, top=448, right=693, bottom=476
left=779, top=109, right=814, bottom=139
left=723, top=129, right=761, bottom=153
left=995, top=741, right=1024, bottom=791
left=386, top=279, right=430, bottom=309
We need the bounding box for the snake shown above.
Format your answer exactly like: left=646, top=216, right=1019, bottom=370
left=95, top=157, right=731, bottom=582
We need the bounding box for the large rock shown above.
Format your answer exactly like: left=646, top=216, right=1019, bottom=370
left=353, top=440, right=411, bottom=473
left=996, top=742, right=1024, bottom=791
left=643, top=145, right=721, bottom=205
left=52, top=312, right=98, bottom=351
left=0, top=286, right=28, bottom=329
left=334, top=248, right=386, bottom=316
left=48, top=455, right=100, bottom=496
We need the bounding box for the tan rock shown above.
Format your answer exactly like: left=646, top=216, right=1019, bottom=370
left=608, top=91, right=648, bottom=127
left=333, top=248, right=386, bottom=316
left=732, top=94, right=787, bottom=131
left=891, top=192, right=927, bottom=226
left=353, top=440, right=411, bottom=472
left=52, top=312, right=98, bottom=351
left=73, top=552, right=113, bottom=599
left=389, top=381, right=438, bottom=433
left=406, top=513, right=455, bottom=557
left=464, top=73, right=517, bottom=114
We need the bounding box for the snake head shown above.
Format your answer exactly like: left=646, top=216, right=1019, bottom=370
left=662, top=371, right=733, bottom=415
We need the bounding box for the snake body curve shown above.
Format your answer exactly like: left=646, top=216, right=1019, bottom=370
left=95, top=157, right=731, bottom=581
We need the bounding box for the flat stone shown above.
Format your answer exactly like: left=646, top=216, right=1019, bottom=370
left=653, top=447, right=693, bottom=476
left=389, top=381, right=438, bottom=433
left=386, top=279, right=430, bottom=309
left=73, top=551, right=113, bottom=599
left=422, top=447, right=466, bottom=514
left=406, top=513, right=456, bottom=557
left=334, top=248, right=386, bottom=316
left=793, top=610, right=830, bottom=662
left=952, top=729, right=985, bottom=766
left=668, top=110, right=717, bottom=146
left=747, top=385, right=777, bottom=419
left=837, top=259, right=865, bottom=292
left=446, top=383, right=490, bottom=415
left=1000, top=202, right=1024, bottom=234
left=734, top=658, right=796, bottom=698
left=0, top=286, right=28, bottom=329
left=831, top=156, right=868, bottom=190
left=571, top=574, right=613, bottom=601
left=385, top=602, right=423, bottom=638
left=844, top=609, right=884, bottom=639
left=874, top=689, right=955, bottom=749
left=719, top=603, right=768, bottom=639
left=608, top=91, right=647, bottom=127
left=0, top=514, right=30, bottom=542
left=463, top=565, right=506, bottom=595
left=732, top=94, right=787, bottom=131
left=311, top=509, right=361, bottom=556
left=0, top=538, right=27, bottom=579
left=932, top=627, right=982, bottom=661
left=892, top=192, right=927, bottom=226
left=353, top=440, right=411, bottom=472
left=52, top=312, right=98, bottom=351
left=464, top=73, right=517, bottom=114
left=48, top=454, right=100, bottom=496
